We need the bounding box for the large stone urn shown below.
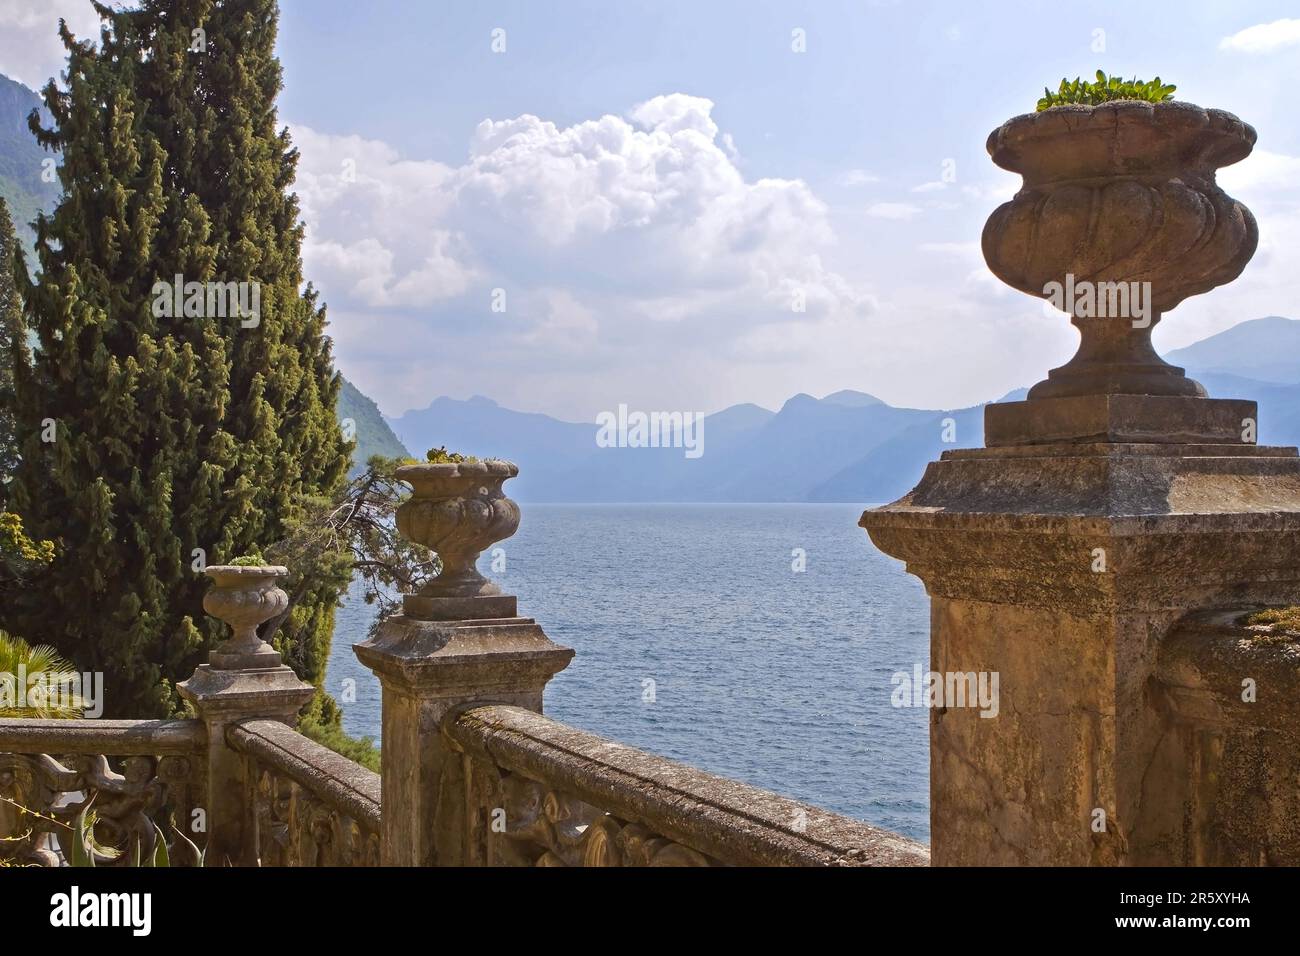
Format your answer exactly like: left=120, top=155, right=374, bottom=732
left=202, top=565, right=290, bottom=669
left=395, top=459, right=521, bottom=620
left=981, top=101, right=1259, bottom=444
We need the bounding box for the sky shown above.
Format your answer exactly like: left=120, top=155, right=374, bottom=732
left=1, top=0, right=1298, bottom=420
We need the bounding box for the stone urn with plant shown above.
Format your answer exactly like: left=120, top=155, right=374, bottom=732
left=394, top=448, right=522, bottom=621
left=981, top=71, right=1260, bottom=445
left=200, top=554, right=291, bottom=670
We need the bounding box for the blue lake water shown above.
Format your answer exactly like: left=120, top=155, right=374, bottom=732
left=325, top=503, right=932, bottom=842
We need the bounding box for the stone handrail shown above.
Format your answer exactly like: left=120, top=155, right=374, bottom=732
left=227, top=718, right=381, bottom=866
left=444, top=704, right=929, bottom=867
left=0, top=718, right=205, bottom=866
left=0, top=718, right=203, bottom=754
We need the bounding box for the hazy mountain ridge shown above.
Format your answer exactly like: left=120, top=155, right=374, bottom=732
left=0, top=72, right=58, bottom=252
left=382, top=317, right=1300, bottom=503
left=1166, top=317, right=1300, bottom=386
left=387, top=388, right=985, bottom=503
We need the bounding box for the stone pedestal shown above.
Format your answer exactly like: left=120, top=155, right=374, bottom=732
left=354, top=613, right=573, bottom=866
left=402, top=592, right=517, bottom=621
left=353, top=457, right=572, bottom=864
left=177, top=666, right=314, bottom=866
left=177, top=566, right=314, bottom=866
left=873, top=99, right=1300, bottom=865
left=986, top=394, right=1257, bottom=447
left=861, top=442, right=1300, bottom=865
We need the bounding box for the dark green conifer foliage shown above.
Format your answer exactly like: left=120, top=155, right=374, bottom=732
left=5, top=0, right=349, bottom=716
left=0, top=196, right=27, bottom=491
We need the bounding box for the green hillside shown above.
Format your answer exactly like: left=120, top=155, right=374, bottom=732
left=0, top=72, right=58, bottom=252
left=338, top=376, right=411, bottom=475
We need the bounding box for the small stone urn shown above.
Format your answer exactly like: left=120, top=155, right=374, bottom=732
left=395, top=459, right=521, bottom=620
left=203, top=565, right=289, bottom=669
left=981, top=101, right=1259, bottom=444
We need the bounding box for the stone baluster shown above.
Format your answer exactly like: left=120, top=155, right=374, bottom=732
left=353, top=460, right=573, bottom=866
left=178, top=565, right=314, bottom=866
left=862, top=101, right=1300, bottom=865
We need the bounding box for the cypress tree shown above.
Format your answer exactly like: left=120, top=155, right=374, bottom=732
left=6, top=1, right=350, bottom=716
left=0, top=196, right=26, bottom=491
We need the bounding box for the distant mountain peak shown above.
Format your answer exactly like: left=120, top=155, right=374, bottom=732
left=373, top=315, right=1300, bottom=503
left=821, top=389, right=885, bottom=408
left=1165, top=315, right=1299, bottom=386
left=779, top=393, right=819, bottom=412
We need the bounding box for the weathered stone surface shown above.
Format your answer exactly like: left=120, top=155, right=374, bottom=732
left=354, top=615, right=574, bottom=702
left=986, top=394, right=1257, bottom=446
left=201, top=565, right=290, bottom=670
left=448, top=704, right=929, bottom=867
left=0, top=719, right=202, bottom=755
left=395, top=460, right=520, bottom=605
left=178, top=665, right=314, bottom=719
left=862, top=442, right=1300, bottom=865
left=229, top=719, right=381, bottom=828
left=179, top=566, right=317, bottom=865
left=228, top=718, right=381, bottom=865
left=402, top=593, right=518, bottom=621
left=178, top=664, right=315, bottom=866
left=984, top=101, right=1257, bottom=313
left=1146, top=609, right=1300, bottom=864
left=353, top=613, right=574, bottom=866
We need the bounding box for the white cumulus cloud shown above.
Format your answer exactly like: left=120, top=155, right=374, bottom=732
left=1219, top=18, right=1300, bottom=53
left=292, top=94, right=872, bottom=417
left=0, top=0, right=102, bottom=90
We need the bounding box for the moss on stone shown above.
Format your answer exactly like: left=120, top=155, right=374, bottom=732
left=1240, top=606, right=1300, bottom=641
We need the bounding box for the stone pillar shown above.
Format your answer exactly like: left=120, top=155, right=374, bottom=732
left=861, top=102, right=1300, bottom=865
left=353, top=461, right=573, bottom=866
left=178, top=565, right=314, bottom=866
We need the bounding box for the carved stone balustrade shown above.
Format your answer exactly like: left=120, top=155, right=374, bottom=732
left=228, top=718, right=380, bottom=866
left=0, top=719, right=205, bottom=866
left=445, top=705, right=928, bottom=867
left=1, top=561, right=382, bottom=868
